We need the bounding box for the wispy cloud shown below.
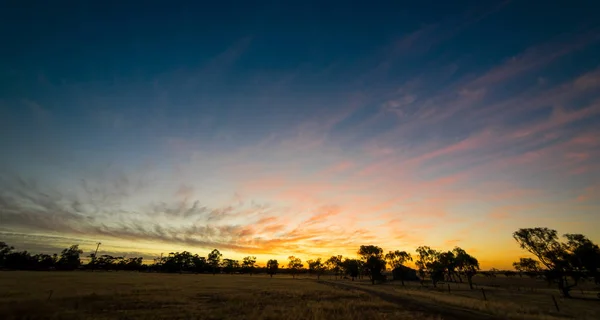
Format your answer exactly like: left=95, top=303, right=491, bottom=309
left=2, top=5, right=600, bottom=269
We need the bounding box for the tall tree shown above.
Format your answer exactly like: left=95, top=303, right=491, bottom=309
left=57, top=245, right=83, bottom=270
left=266, top=259, right=279, bottom=278
left=438, top=251, right=458, bottom=282
left=513, top=227, right=600, bottom=297
left=307, top=258, right=326, bottom=280
left=415, top=246, right=444, bottom=287
left=242, top=256, right=257, bottom=275
left=287, top=256, right=303, bottom=278
left=207, top=249, right=222, bottom=275
left=0, top=242, right=14, bottom=268
left=385, top=250, right=412, bottom=286
left=222, top=259, right=239, bottom=274
left=192, top=255, right=207, bottom=273
left=342, top=258, right=360, bottom=281
left=325, top=255, right=343, bottom=279
left=453, top=247, right=479, bottom=289
left=358, top=245, right=386, bottom=285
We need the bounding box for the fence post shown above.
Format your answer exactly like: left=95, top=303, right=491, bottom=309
left=481, top=288, right=487, bottom=301
left=551, top=295, right=560, bottom=312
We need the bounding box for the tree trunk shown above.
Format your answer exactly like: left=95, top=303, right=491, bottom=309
left=269, top=274, right=273, bottom=278
left=467, top=276, right=473, bottom=290
left=457, top=273, right=463, bottom=283
left=400, top=277, right=405, bottom=286
left=558, top=277, right=572, bottom=298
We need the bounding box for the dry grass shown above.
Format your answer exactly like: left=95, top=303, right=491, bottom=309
left=0, top=272, right=440, bottom=320
left=325, top=277, right=600, bottom=320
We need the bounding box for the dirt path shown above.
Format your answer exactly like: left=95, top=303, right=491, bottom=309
left=318, top=280, right=502, bottom=320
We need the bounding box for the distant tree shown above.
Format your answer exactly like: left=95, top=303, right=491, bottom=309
left=0, top=242, right=15, bottom=268
left=56, top=245, right=83, bottom=270
left=513, top=227, right=600, bottom=297
left=192, top=254, right=207, bottom=273
left=287, top=256, right=303, bottom=278
left=438, top=251, right=458, bottom=282
left=266, top=259, right=279, bottom=277
left=358, top=245, right=386, bottom=285
left=504, top=270, right=517, bottom=277
left=306, top=259, right=314, bottom=276
left=127, top=257, right=143, bottom=271
left=342, top=258, right=360, bottom=281
left=4, top=250, right=34, bottom=270
left=325, top=255, right=343, bottom=279
left=242, top=256, right=257, bottom=275
left=33, top=253, right=57, bottom=270
left=415, top=246, right=444, bottom=287
left=208, top=249, right=222, bottom=275
left=385, top=250, right=413, bottom=286
left=453, top=247, right=479, bottom=289
left=307, top=258, right=326, bottom=280
left=222, top=259, right=240, bottom=274
left=513, top=257, right=541, bottom=277
left=161, top=251, right=194, bottom=273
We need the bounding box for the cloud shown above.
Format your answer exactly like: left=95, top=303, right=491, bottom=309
left=577, top=185, right=599, bottom=202
left=2, top=9, right=600, bottom=269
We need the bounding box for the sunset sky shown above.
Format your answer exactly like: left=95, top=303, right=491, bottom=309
left=1, top=1, right=599, bottom=269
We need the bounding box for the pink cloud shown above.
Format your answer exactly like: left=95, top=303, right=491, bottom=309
left=576, top=186, right=599, bottom=202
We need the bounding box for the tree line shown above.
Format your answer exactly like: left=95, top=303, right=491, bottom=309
left=1, top=227, right=599, bottom=298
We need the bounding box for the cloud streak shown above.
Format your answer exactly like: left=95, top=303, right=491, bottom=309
left=1, top=3, right=600, bottom=269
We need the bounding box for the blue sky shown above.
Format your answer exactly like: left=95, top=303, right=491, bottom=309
left=1, top=1, right=599, bottom=268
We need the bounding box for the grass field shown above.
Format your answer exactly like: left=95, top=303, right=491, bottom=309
left=0, top=272, right=599, bottom=319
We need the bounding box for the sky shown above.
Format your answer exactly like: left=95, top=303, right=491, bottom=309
left=1, top=1, right=599, bottom=269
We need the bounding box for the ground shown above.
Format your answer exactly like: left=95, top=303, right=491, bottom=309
left=0, top=272, right=599, bottom=319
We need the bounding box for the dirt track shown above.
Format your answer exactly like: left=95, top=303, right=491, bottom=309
left=318, top=280, right=501, bottom=320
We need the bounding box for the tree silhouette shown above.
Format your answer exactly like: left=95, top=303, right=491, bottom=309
left=342, top=258, right=360, bottom=281
left=415, top=246, right=444, bottom=287
left=266, top=259, right=279, bottom=277
left=385, top=250, right=412, bottom=285
left=192, top=254, right=207, bottom=273
left=438, top=251, right=458, bottom=282
left=453, top=247, right=479, bottom=289
left=358, top=245, right=386, bottom=284
left=307, top=258, right=326, bottom=280
left=325, top=255, right=343, bottom=279
left=287, top=256, right=303, bottom=278
left=208, top=249, right=222, bottom=275
left=57, top=245, right=83, bottom=270
left=222, top=258, right=239, bottom=274
left=166, top=251, right=195, bottom=273
left=513, top=257, right=540, bottom=277
left=513, top=227, right=600, bottom=297
left=0, top=242, right=15, bottom=268
left=242, top=256, right=257, bottom=275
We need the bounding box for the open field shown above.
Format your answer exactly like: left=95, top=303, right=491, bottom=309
left=1, top=272, right=599, bottom=319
